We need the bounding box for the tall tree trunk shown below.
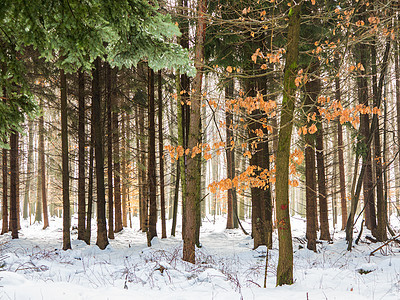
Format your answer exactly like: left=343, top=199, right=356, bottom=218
left=106, top=63, right=114, bottom=239
left=85, top=118, right=94, bottom=245
left=395, top=39, right=400, bottom=217
left=171, top=162, right=180, bottom=236
left=35, top=119, right=42, bottom=223
left=61, top=68, right=71, bottom=250
left=78, top=69, right=86, bottom=240
left=93, top=58, right=109, bottom=250
left=121, top=112, right=128, bottom=228
left=316, top=122, right=330, bottom=240
left=139, top=105, right=147, bottom=232
left=147, top=67, right=157, bottom=244
left=225, top=77, right=238, bottom=229
left=113, top=73, right=122, bottom=234
left=371, top=39, right=387, bottom=241
left=275, top=1, right=301, bottom=286
left=39, top=98, right=49, bottom=229
left=183, top=0, right=206, bottom=264
left=335, top=57, right=348, bottom=230
left=10, top=132, right=18, bottom=239
left=23, top=119, right=34, bottom=220
left=2, top=147, right=7, bottom=234
left=158, top=70, right=167, bottom=239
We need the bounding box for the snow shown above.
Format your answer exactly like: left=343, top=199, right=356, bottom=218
left=1, top=215, right=400, bottom=299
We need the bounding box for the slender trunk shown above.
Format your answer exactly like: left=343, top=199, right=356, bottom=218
left=147, top=67, right=157, bottom=244
left=395, top=39, right=400, bottom=216
left=183, top=0, right=206, bottom=264
left=61, top=68, right=71, bottom=250
left=303, top=63, right=318, bottom=251
left=225, top=77, right=238, bottom=229
left=316, top=123, right=330, bottom=240
left=371, top=39, right=387, bottom=241
left=275, top=1, right=301, bottom=286
left=10, top=132, right=18, bottom=239
left=93, top=57, right=109, bottom=250
left=23, top=120, right=34, bottom=220
left=1, top=147, right=7, bottom=234
left=35, top=119, right=42, bottom=223
left=171, top=162, right=180, bottom=236
left=139, top=106, right=147, bottom=232
left=121, top=112, right=128, bottom=228
left=39, top=98, right=49, bottom=229
left=113, top=73, right=122, bottom=234
left=78, top=69, right=86, bottom=240
left=85, top=120, right=94, bottom=245
left=158, top=70, right=167, bottom=239
left=335, top=58, right=347, bottom=230
left=106, top=63, right=114, bottom=239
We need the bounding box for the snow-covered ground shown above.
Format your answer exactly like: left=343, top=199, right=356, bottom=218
left=1, top=215, right=400, bottom=299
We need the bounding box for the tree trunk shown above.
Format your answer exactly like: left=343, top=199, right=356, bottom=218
left=61, top=68, right=71, bottom=250
left=183, top=0, right=206, bottom=264
left=2, top=147, right=8, bottom=234
left=78, top=69, right=86, bottom=240
left=10, top=132, right=18, bottom=239
left=113, top=72, right=123, bottom=234
left=39, top=98, right=49, bottom=229
left=35, top=119, right=42, bottom=223
left=275, top=1, right=301, bottom=286
left=335, top=57, right=347, bottom=230
left=371, top=39, right=387, bottom=241
left=85, top=119, right=94, bottom=245
left=225, top=77, right=238, bottom=230
left=316, top=122, right=330, bottom=240
left=23, top=120, right=33, bottom=221
left=395, top=39, right=400, bottom=217
left=147, top=67, right=157, bottom=244
left=138, top=105, right=147, bottom=232
left=121, top=112, right=128, bottom=228
left=158, top=70, right=167, bottom=239
left=106, top=63, right=114, bottom=240
left=93, top=57, right=109, bottom=250
left=171, top=162, right=180, bottom=236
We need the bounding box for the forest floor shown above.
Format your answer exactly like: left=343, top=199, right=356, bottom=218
left=1, top=214, right=400, bottom=299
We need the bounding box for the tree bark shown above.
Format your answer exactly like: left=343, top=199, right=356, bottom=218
left=183, top=0, right=206, bottom=264
left=121, top=112, right=128, bottom=228
left=10, top=132, right=18, bottom=239
left=61, top=68, right=71, bottom=250
left=106, top=63, right=114, bottom=240
left=78, top=69, right=86, bottom=240
left=39, top=98, right=49, bottom=229
left=275, top=1, right=301, bottom=286
left=335, top=57, right=348, bottom=230
left=147, top=67, right=157, bottom=244
left=225, top=77, right=238, bottom=230
left=93, top=58, right=109, bottom=250
left=113, top=72, right=123, bottom=234
left=85, top=118, right=94, bottom=245
left=2, top=147, right=8, bottom=234
left=158, top=70, right=167, bottom=239
left=23, top=119, right=34, bottom=221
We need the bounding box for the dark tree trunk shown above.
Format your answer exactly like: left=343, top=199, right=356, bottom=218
left=371, top=39, right=387, bottom=241
left=225, top=77, right=238, bottom=230
left=23, top=120, right=34, bottom=220
left=106, top=63, right=114, bottom=240
left=85, top=120, right=94, bottom=245
left=158, top=70, right=167, bottom=239
left=10, top=132, right=18, bottom=239
left=147, top=67, right=157, bottom=244
left=93, top=58, right=109, bottom=250
left=171, top=162, right=180, bottom=236
left=183, top=0, right=206, bottom=264
left=61, top=69, right=71, bottom=250
left=395, top=39, right=400, bottom=216
left=113, top=72, right=123, bottom=234
left=78, top=69, right=86, bottom=240
left=304, top=72, right=318, bottom=251
left=2, top=147, right=8, bottom=234
left=335, top=57, right=347, bottom=230
left=316, top=123, right=330, bottom=241
left=39, top=98, right=49, bottom=229
left=138, top=105, right=147, bottom=232
left=121, top=112, right=128, bottom=228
